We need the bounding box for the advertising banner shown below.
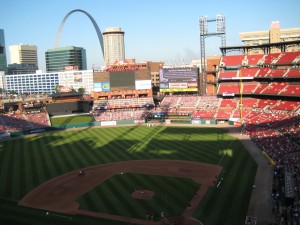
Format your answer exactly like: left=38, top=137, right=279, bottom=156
left=159, top=67, right=199, bottom=92
left=135, top=80, right=151, bottom=90
left=160, top=88, right=198, bottom=92
left=94, top=83, right=102, bottom=92
left=74, top=72, right=82, bottom=83
left=101, top=82, right=110, bottom=92
left=169, top=83, right=188, bottom=88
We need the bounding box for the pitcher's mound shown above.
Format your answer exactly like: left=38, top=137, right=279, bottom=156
left=131, top=190, right=154, bottom=200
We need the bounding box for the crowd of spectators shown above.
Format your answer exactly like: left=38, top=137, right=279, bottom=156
left=0, top=111, right=49, bottom=133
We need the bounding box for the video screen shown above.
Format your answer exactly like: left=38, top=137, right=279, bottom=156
left=110, top=71, right=135, bottom=91
left=159, top=67, right=199, bottom=92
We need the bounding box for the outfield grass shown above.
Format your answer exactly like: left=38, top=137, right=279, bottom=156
left=0, top=125, right=257, bottom=225
left=50, top=115, right=94, bottom=126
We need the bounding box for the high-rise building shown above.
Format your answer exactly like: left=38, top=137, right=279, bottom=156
left=103, top=27, right=125, bottom=66
left=239, top=21, right=300, bottom=54
left=0, top=29, right=8, bottom=73
left=9, top=44, right=38, bottom=65
left=45, top=46, right=87, bottom=73
left=8, top=44, right=38, bottom=74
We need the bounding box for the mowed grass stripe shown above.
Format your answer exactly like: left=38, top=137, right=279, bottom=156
left=104, top=179, right=136, bottom=217
left=202, top=147, right=249, bottom=224
left=11, top=140, right=22, bottom=199
left=143, top=175, right=195, bottom=214
left=82, top=187, right=110, bottom=212
left=99, top=129, right=134, bottom=162
left=76, top=130, right=108, bottom=165
left=22, top=141, right=36, bottom=196
left=0, top=140, right=16, bottom=197
left=32, top=138, right=52, bottom=185
left=41, top=135, right=64, bottom=177
left=223, top=158, right=256, bottom=225
left=112, top=174, right=146, bottom=217
left=59, top=133, right=93, bottom=169
left=124, top=174, right=162, bottom=212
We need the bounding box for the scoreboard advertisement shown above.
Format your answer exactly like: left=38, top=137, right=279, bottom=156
left=159, top=67, right=199, bottom=92
left=93, top=70, right=151, bottom=92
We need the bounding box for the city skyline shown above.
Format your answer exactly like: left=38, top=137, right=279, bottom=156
left=1, top=0, right=300, bottom=72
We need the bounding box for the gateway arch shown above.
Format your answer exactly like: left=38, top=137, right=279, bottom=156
left=55, top=9, right=104, bottom=57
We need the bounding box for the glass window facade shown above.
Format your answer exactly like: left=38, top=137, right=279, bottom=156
left=45, top=46, right=87, bottom=73
left=0, top=29, right=8, bottom=73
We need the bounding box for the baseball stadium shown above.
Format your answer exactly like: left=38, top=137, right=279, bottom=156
left=0, top=14, right=300, bottom=225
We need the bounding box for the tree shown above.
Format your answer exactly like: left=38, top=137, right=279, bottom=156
left=54, top=85, right=63, bottom=93
left=78, top=87, right=85, bottom=93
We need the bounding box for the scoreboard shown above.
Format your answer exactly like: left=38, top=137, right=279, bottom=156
left=159, top=67, right=199, bottom=92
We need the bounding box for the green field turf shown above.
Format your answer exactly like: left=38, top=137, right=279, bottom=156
left=0, top=125, right=257, bottom=225
left=50, top=114, right=94, bottom=126
left=78, top=174, right=200, bottom=220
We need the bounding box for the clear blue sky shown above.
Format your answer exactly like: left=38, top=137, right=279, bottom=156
left=1, top=0, right=300, bottom=71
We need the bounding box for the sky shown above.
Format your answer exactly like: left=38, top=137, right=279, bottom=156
left=1, top=0, right=300, bottom=72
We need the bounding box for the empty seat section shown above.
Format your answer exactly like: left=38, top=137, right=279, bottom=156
left=279, top=85, right=300, bottom=96
left=218, top=71, right=237, bottom=79
left=262, top=53, right=281, bottom=65
left=240, top=68, right=259, bottom=77
left=265, top=69, right=286, bottom=78
left=275, top=51, right=300, bottom=64
left=246, top=54, right=264, bottom=65
left=261, top=82, right=287, bottom=95
left=220, top=55, right=245, bottom=67
left=253, top=83, right=269, bottom=94
left=285, top=69, right=300, bottom=78
left=255, top=68, right=271, bottom=78
left=272, top=101, right=300, bottom=111
left=217, top=82, right=240, bottom=95
left=242, top=82, right=259, bottom=94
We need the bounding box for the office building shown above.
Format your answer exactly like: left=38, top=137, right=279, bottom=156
left=8, top=44, right=38, bottom=74
left=103, top=27, right=125, bottom=66
left=45, top=46, right=87, bottom=73
left=9, top=44, right=38, bottom=65
left=239, top=21, right=300, bottom=54
left=1, top=70, right=93, bottom=94
left=0, top=29, right=8, bottom=73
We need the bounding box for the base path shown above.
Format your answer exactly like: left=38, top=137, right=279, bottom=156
left=19, top=159, right=222, bottom=225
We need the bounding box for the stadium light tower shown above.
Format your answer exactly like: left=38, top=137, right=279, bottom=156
left=199, top=14, right=226, bottom=95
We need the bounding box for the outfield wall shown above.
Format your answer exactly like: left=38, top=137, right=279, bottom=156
left=8, top=118, right=219, bottom=138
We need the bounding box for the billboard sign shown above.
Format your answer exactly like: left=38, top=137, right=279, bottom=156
left=93, top=82, right=110, bottom=92
left=159, top=67, right=199, bottom=92
left=135, top=80, right=151, bottom=90
left=94, top=83, right=102, bottom=92
left=74, top=72, right=82, bottom=83
left=101, top=82, right=110, bottom=91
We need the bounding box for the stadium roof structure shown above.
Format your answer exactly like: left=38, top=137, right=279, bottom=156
left=220, top=40, right=300, bottom=55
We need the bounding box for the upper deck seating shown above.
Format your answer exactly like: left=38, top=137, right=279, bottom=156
left=240, top=68, right=259, bottom=77
left=265, top=70, right=286, bottom=78
left=246, top=54, right=264, bottom=65
left=279, top=85, right=300, bottom=96
left=262, top=53, right=281, bottom=65
left=261, top=82, right=288, bottom=95
left=218, top=71, right=237, bottom=79
left=217, top=82, right=240, bottom=95
left=275, top=52, right=300, bottom=64
left=242, top=82, right=259, bottom=94
left=284, top=69, right=300, bottom=78
left=255, top=68, right=271, bottom=78
left=220, top=55, right=245, bottom=67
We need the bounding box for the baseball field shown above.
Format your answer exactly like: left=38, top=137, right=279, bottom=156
left=0, top=117, right=257, bottom=225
